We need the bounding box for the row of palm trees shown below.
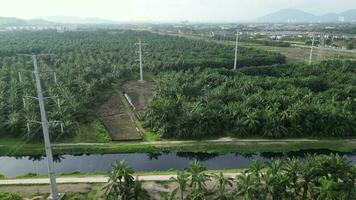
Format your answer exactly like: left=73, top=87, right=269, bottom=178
left=145, top=60, right=356, bottom=139
left=104, top=154, right=356, bottom=200
left=0, top=30, right=285, bottom=140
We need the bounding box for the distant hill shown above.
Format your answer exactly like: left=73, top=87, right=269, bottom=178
left=0, top=17, right=27, bottom=26
left=0, top=16, right=53, bottom=26
left=256, top=8, right=356, bottom=23
left=0, top=16, right=120, bottom=27
left=40, top=16, right=120, bottom=24
left=319, top=9, right=356, bottom=22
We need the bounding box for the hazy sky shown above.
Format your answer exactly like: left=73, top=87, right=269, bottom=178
left=0, top=0, right=355, bottom=22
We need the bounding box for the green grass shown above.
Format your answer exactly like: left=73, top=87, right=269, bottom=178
left=0, top=138, right=355, bottom=157
left=0, top=192, right=22, bottom=200
left=0, top=135, right=31, bottom=146
left=14, top=173, right=39, bottom=179
left=143, top=132, right=161, bottom=141
left=91, top=120, right=111, bottom=143
left=61, top=185, right=102, bottom=200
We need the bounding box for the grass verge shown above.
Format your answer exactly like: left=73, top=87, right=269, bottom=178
left=0, top=139, right=355, bottom=156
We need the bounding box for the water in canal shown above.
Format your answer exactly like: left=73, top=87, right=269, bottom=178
left=1, top=150, right=355, bottom=177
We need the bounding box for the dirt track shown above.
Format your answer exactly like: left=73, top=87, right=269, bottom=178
left=0, top=173, right=239, bottom=185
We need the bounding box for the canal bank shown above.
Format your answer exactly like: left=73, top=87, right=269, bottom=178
left=0, top=138, right=356, bottom=156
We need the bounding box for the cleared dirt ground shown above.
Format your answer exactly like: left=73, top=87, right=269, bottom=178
left=96, top=76, right=156, bottom=141
left=122, top=79, right=157, bottom=119
left=97, top=92, right=141, bottom=141
left=0, top=180, right=227, bottom=200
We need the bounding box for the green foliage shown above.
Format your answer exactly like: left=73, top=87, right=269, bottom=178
left=145, top=60, right=356, bottom=139
left=0, top=192, right=22, bottom=200
left=143, top=131, right=160, bottom=141
left=248, top=39, right=291, bottom=47
left=0, top=174, right=5, bottom=179
left=176, top=154, right=356, bottom=200
left=16, top=172, right=38, bottom=178
left=159, top=190, right=177, bottom=200
left=0, top=30, right=284, bottom=141
left=103, top=160, right=149, bottom=200
left=91, top=120, right=111, bottom=143
left=346, top=42, right=356, bottom=50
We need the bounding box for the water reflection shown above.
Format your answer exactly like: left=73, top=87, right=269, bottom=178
left=28, top=155, right=45, bottom=162
left=147, top=153, right=162, bottom=160
left=176, top=152, right=220, bottom=161
left=236, top=153, right=256, bottom=159
left=0, top=149, right=355, bottom=177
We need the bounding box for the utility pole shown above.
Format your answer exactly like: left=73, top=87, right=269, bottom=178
left=309, top=34, right=315, bottom=65
left=136, top=39, right=145, bottom=83
left=32, top=55, right=62, bottom=200
left=234, top=30, right=239, bottom=70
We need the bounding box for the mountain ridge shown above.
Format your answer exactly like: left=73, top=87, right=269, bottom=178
left=39, top=16, right=121, bottom=24
left=256, top=8, right=356, bottom=22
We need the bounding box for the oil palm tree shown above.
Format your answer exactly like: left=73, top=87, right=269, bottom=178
left=245, top=160, right=263, bottom=177
left=132, top=177, right=150, bottom=200
left=159, top=189, right=177, bottom=200
left=235, top=173, right=263, bottom=200
left=103, top=160, right=135, bottom=200
left=213, top=172, right=233, bottom=200
left=187, top=188, right=206, bottom=200
left=186, top=160, right=210, bottom=191
left=170, top=170, right=190, bottom=200
left=313, top=177, right=340, bottom=200
left=283, top=158, right=303, bottom=198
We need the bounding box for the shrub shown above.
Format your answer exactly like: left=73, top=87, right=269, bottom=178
left=91, top=120, right=111, bottom=142
left=18, top=172, right=38, bottom=178
left=0, top=192, right=22, bottom=200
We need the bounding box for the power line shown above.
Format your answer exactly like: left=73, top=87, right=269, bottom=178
left=135, top=39, right=146, bottom=83
left=17, top=54, right=63, bottom=200
left=309, top=34, right=315, bottom=66
left=32, top=55, right=62, bottom=200
left=234, top=30, right=239, bottom=70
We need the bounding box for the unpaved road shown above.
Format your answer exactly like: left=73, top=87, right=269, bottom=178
left=53, top=138, right=355, bottom=146
left=0, top=173, right=239, bottom=185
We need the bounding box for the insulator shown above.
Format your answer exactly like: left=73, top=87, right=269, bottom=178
left=57, top=98, right=61, bottom=109
left=54, top=72, right=57, bottom=84
left=18, top=72, right=22, bottom=82
left=26, top=122, right=31, bottom=133
left=60, top=123, right=64, bottom=133
left=23, top=98, right=27, bottom=108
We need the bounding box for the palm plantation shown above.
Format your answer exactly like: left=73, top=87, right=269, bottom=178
left=104, top=155, right=355, bottom=200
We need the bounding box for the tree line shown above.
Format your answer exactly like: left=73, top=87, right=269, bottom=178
left=145, top=60, right=356, bottom=139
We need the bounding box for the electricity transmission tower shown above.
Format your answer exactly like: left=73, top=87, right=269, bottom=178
left=318, top=33, right=325, bottom=61
left=309, top=34, right=315, bottom=65
left=20, top=54, right=63, bottom=200
left=233, top=30, right=239, bottom=70
left=136, top=39, right=145, bottom=83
